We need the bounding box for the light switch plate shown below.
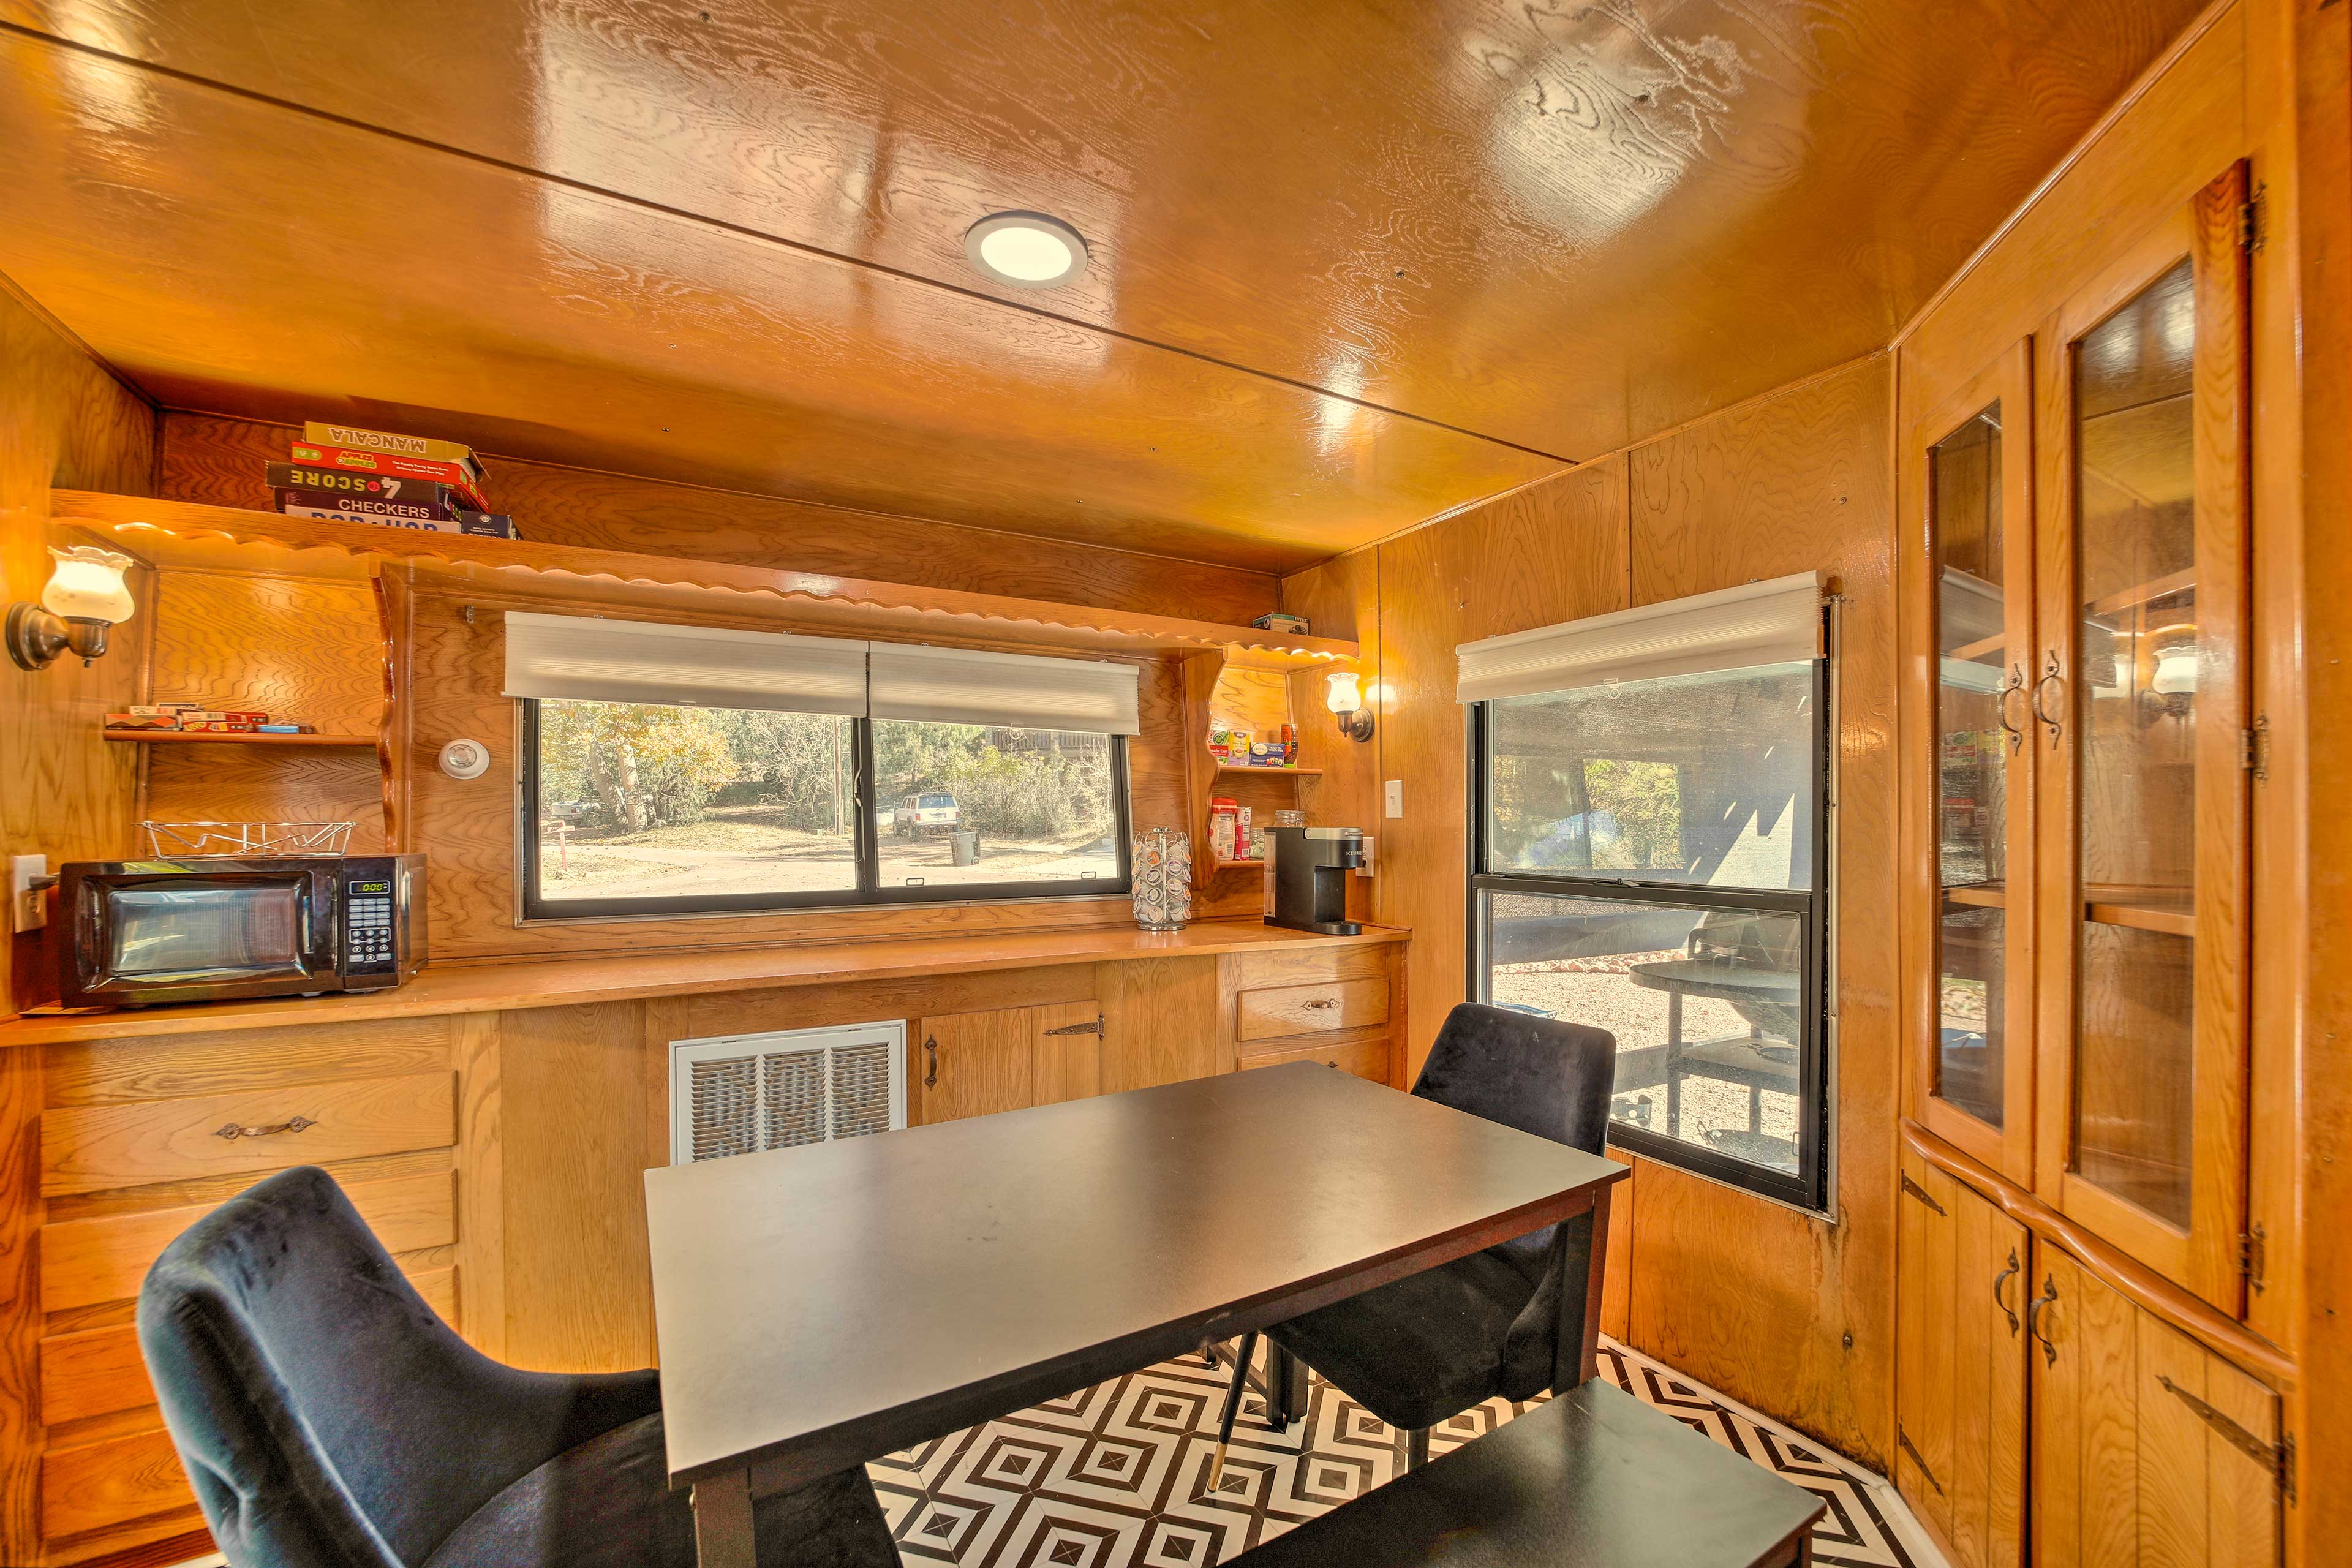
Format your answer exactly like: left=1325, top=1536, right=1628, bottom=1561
left=10, top=854, right=48, bottom=933
left=1384, top=780, right=1404, bottom=819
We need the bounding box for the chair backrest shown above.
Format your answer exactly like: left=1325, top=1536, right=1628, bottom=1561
left=1413, top=1003, right=1616, bottom=1276
left=136, top=1166, right=646, bottom=1567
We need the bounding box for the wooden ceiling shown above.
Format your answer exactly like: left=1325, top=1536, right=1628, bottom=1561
left=0, top=1, right=2199, bottom=571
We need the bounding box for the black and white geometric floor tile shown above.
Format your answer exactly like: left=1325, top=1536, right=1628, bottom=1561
left=866, top=1338, right=1937, bottom=1568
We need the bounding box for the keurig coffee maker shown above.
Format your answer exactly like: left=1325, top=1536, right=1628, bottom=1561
left=1265, top=826, right=1365, bottom=935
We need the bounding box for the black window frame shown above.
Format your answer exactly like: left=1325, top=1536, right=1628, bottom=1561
left=1464, top=655, right=1833, bottom=1212
left=519, top=699, right=1134, bottom=920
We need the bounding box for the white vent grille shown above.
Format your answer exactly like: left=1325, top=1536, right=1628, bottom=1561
left=670, top=1023, right=907, bottom=1165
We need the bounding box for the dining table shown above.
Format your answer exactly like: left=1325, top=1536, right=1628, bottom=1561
left=643, top=1058, right=1629, bottom=1568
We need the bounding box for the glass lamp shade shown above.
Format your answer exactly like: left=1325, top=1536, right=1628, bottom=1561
left=1324, top=671, right=1363, bottom=715
left=2151, top=646, right=2198, bottom=696
left=42, top=546, right=135, bottom=624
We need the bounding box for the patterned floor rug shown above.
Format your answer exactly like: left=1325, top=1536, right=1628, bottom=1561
left=867, top=1338, right=1932, bottom=1568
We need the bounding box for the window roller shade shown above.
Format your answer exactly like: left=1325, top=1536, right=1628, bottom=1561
left=869, top=643, right=1140, bottom=736
left=503, top=612, right=869, bottom=715
left=1455, top=570, right=1825, bottom=703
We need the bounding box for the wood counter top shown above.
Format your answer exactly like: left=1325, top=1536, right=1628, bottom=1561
left=1, top=921, right=1407, bottom=1046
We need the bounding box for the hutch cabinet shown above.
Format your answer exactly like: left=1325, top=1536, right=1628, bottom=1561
left=1896, top=115, right=2288, bottom=1568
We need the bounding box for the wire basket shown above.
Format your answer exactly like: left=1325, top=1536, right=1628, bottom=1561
left=142, top=821, right=355, bottom=858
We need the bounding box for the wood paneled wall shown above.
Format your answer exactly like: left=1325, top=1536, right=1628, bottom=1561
left=158, top=412, right=1277, bottom=626
left=1284, top=355, right=1898, bottom=1470
left=0, top=273, right=154, bottom=1562
left=1, top=279, right=155, bottom=1020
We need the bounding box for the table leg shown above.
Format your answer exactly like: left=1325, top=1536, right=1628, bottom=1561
left=1664, top=990, right=1684, bottom=1137
left=692, top=1468, right=756, bottom=1568
left=1548, top=1183, right=1613, bottom=1394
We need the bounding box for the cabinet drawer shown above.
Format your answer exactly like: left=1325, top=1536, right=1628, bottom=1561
left=1233, top=942, right=1390, bottom=991
left=41, top=1169, right=453, bottom=1314
left=1237, top=978, right=1390, bottom=1044
left=42, top=1427, right=195, bottom=1542
left=42, top=1071, right=454, bottom=1196
left=1237, top=1031, right=1390, bottom=1084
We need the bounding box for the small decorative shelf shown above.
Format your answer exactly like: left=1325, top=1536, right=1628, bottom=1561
left=105, top=730, right=375, bottom=747
left=1213, top=764, right=1321, bottom=777
left=1209, top=858, right=1266, bottom=872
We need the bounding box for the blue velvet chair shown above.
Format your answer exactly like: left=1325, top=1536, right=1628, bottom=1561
left=136, top=1165, right=899, bottom=1568
left=1211, top=1003, right=1617, bottom=1483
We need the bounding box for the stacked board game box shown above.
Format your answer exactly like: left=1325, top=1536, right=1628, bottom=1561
left=273, top=422, right=522, bottom=537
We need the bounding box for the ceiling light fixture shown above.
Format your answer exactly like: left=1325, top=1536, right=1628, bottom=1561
left=965, top=211, right=1089, bottom=289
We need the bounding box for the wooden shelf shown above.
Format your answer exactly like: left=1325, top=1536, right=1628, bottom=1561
left=104, top=729, right=375, bottom=747
left=2083, top=898, right=2194, bottom=938
left=1942, top=883, right=2009, bottom=910
left=1209, top=858, right=1266, bottom=871
left=1213, top=763, right=1321, bottom=777
left=52, top=491, right=1361, bottom=672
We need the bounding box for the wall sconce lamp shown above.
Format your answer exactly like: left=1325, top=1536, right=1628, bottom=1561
left=7, top=546, right=136, bottom=671
left=2139, top=629, right=2198, bottom=726
left=1325, top=670, right=1374, bottom=743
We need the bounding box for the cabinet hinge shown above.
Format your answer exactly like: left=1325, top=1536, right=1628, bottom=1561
left=2155, top=1376, right=2293, bottom=1502
left=1895, top=1427, right=1944, bottom=1496
left=1899, top=1172, right=1948, bottom=1216
left=1043, top=1019, right=1102, bottom=1036
left=2241, top=183, right=2267, bottom=253
left=2241, top=1222, right=2268, bottom=1294
left=2242, top=715, right=2270, bottom=781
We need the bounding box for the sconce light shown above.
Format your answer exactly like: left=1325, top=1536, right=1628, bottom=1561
left=1325, top=671, right=1374, bottom=743
left=2139, top=630, right=2198, bottom=725
left=7, top=546, right=135, bottom=672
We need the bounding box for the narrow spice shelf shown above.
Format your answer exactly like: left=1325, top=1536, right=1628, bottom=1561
left=104, top=730, right=375, bottom=747
left=1213, top=764, right=1322, bottom=777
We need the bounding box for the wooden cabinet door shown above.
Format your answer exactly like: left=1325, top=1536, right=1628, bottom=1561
left=913, top=1001, right=1099, bottom=1125
left=1894, top=1152, right=2029, bottom=1568
left=1910, top=342, right=2040, bottom=1186
left=2030, top=162, right=2253, bottom=1311
left=2030, top=1242, right=2283, bottom=1567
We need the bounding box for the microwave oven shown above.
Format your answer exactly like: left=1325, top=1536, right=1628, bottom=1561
left=56, top=854, right=428, bottom=1009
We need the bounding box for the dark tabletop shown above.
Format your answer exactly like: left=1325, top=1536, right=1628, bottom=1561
left=1229, top=1378, right=1825, bottom=1568
left=1627, top=956, right=1803, bottom=1004
left=644, top=1061, right=1625, bottom=1491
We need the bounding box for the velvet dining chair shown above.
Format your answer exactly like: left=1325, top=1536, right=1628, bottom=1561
left=1208, top=1002, right=1617, bottom=1487
left=137, top=1164, right=899, bottom=1568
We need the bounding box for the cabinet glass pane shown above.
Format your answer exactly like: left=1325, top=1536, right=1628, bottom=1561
left=1932, top=402, right=2007, bottom=1126
left=2072, top=257, right=2196, bottom=1225
left=2076, top=923, right=2194, bottom=1226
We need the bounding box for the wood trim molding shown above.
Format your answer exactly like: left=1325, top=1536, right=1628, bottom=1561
left=1899, top=1117, right=2292, bottom=1388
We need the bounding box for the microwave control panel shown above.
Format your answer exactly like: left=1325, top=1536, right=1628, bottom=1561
left=344, top=877, right=398, bottom=973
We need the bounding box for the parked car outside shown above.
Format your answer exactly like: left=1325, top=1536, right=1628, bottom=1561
left=894, top=792, right=961, bottom=837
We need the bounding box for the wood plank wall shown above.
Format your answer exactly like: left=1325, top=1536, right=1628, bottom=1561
left=157, top=412, right=1277, bottom=625
left=1284, top=355, right=1898, bottom=1470
left=0, top=273, right=155, bottom=1559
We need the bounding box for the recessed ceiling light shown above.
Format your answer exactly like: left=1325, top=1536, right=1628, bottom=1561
left=965, top=211, right=1089, bottom=289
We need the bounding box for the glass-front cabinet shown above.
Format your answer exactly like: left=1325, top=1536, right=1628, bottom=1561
left=1914, top=342, right=2038, bottom=1182
left=1909, top=162, right=2253, bottom=1315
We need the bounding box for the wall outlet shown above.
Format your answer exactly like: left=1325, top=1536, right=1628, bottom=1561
left=1354, top=836, right=1376, bottom=877
left=1384, top=780, right=1404, bottom=819
left=10, top=854, right=49, bottom=933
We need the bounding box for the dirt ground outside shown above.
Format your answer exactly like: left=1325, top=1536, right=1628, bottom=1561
left=537, top=804, right=1119, bottom=901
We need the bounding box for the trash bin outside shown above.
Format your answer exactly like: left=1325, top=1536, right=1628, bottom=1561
left=950, top=829, right=979, bottom=867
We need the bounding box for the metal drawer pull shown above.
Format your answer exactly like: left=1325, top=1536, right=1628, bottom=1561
left=1996, top=665, right=2028, bottom=754
left=1991, top=1248, right=2021, bottom=1336
left=1302, top=998, right=1339, bottom=1010
left=214, top=1115, right=316, bottom=1142
left=2025, top=1275, right=2058, bottom=1366
left=2030, top=652, right=2066, bottom=745
left=923, top=1037, right=938, bottom=1088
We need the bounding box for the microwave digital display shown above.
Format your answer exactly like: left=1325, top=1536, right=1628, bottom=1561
left=351, top=880, right=390, bottom=894
left=104, top=880, right=311, bottom=980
